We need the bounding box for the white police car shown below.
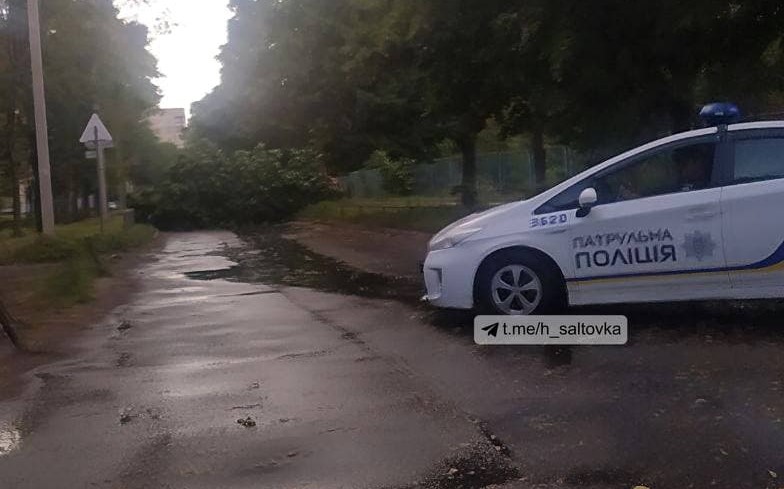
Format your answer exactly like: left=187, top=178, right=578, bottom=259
left=423, top=103, right=784, bottom=314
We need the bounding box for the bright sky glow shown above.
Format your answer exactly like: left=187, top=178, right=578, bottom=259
left=119, top=1, right=233, bottom=120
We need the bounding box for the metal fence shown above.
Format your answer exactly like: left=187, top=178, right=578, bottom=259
left=339, top=146, right=584, bottom=200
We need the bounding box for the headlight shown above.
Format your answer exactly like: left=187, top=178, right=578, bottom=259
left=428, top=227, right=482, bottom=251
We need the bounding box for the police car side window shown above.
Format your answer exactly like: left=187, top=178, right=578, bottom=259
left=536, top=141, right=717, bottom=214
left=732, top=138, right=784, bottom=184
left=595, top=142, right=715, bottom=202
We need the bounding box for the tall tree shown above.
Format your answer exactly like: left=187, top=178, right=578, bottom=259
left=41, top=0, right=161, bottom=221
left=404, top=0, right=518, bottom=207
left=191, top=0, right=439, bottom=173
left=528, top=0, right=784, bottom=151
left=192, top=0, right=784, bottom=204
left=193, top=0, right=520, bottom=207
left=0, top=0, right=31, bottom=235
left=0, top=0, right=165, bottom=226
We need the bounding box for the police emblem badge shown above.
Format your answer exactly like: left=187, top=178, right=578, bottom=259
left=681, top=230, right=717, bottom=261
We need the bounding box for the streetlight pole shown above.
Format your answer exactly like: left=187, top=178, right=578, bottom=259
left=26, top=0, right=55, bottom=235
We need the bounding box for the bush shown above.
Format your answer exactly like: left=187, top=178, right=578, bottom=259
left=131, top=141, right=338, bottom=229
left=44, top=251, right=102, bottom=306
left=84, top=225, right=157, bottom=255
left=367, top=150, right=415, bottom=195
left=0, top=222, right=157, bottom=265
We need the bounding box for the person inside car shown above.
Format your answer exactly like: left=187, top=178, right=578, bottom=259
left=674, top=146, right=713, bottom=191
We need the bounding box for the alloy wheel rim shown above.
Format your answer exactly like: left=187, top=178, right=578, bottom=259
left=490, top=264, right=542, bottom=315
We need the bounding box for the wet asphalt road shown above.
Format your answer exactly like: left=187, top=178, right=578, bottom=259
left=1, top=230, right=784, bottom=489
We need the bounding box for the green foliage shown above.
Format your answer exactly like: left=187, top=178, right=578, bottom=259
left=43, top=251, right=102, bottom=306
left=8, top=235, right=80, bottom=264
left=0, top=216, right=156, bottom=307
left=1, top=0, right=167, bottom=226
left=190, top=0, right=444, bottom=173
left=366, top=151, right=415, bottom=195
left=190, top=0, right=784, bottom=204
left=0, top=216, right=156, bottom=265
left=83, top=224, right=157, bottom=255
left=132, top=141, right=339, bottom=230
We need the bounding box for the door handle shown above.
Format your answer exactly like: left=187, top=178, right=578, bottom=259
left=685, top=210, right=718, bottom=221
left=545, top=228, right=568, bottom=235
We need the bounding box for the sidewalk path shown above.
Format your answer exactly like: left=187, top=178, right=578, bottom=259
left=0, top=231, right=499, bottom=489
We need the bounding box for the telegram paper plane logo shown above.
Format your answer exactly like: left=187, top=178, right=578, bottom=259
left=481, top=322, right=500, bottom=337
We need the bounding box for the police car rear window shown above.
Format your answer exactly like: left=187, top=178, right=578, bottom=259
left=733, top=138, right=784, bottom=183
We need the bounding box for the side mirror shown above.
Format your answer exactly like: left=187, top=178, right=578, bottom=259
left=576, top=187, right=598, bottom=217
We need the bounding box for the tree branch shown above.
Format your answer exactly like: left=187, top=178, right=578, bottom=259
left=0, top=297, right=20, bottom=348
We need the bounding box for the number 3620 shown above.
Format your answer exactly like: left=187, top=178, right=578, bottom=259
left=530, top=213, right=568, bottom=228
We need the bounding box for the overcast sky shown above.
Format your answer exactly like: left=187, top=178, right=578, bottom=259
left=119, top=1, right=233, bottom=120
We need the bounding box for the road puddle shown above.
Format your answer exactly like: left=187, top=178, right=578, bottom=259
left=186, top=228, right=425, bottom=304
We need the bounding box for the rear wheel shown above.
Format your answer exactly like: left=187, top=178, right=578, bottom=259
left=477, top=251, right=565, bottom=315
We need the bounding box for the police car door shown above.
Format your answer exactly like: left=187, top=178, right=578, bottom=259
left=566, top=136, right=729, bottom=304
left=721, top=128, right=784, bottom=291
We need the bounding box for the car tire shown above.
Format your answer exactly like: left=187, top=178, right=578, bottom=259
left=476, top=250, right=566, bottom=315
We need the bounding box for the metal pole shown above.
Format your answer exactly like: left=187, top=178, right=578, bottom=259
left=26, top=0, right=55, bottom=235
left=94, top=126, right=108, bottom=232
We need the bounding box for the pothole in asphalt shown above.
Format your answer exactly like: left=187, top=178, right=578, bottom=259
left=115, top=352, right=133, bottom=368
left=117, top=320, right=133, bottom=332
left=276, top=349, right=331, bottom=360
left=184, top=266, right=243, bottom=281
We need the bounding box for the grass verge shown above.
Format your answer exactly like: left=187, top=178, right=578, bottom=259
left=298, top=197, right=475, bottom=233
left=0, top=216, right=157, bottom=308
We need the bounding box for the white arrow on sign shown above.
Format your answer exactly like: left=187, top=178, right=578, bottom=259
left=79, top=113, right=113, bottom=146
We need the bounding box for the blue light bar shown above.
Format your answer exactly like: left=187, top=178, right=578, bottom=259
left=699, top=102, right=742, bottom=126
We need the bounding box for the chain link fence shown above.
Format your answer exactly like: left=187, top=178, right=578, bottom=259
left=339, top=146, right=585, bottom=201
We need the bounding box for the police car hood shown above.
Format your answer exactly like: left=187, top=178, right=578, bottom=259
left=433, top=200, right=529, bottom=239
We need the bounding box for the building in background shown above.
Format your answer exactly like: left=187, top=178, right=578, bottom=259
left=147, top=108, right=187, bottom=148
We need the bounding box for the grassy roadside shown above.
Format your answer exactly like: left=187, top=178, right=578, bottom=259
left=0, top=216, right=157, bottom=307
left=297, top=197, right=477, bottom=233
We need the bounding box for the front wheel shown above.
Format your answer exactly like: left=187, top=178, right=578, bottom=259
left=476, top=252, right=565, bottom=315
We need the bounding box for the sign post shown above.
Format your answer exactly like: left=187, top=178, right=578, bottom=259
left=79, top=114, right=113, bottom=232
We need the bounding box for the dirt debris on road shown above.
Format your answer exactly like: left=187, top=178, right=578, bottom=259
left=388, top=440, right=520, bottom=489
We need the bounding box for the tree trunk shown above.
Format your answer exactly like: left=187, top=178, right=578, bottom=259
left=457, top=133, right=478, bottom=209
left=5, top=105, right=22, bottom=237
left=531, top=124, right=547, bottom=192
left=9, top=155, right=22, bottom=236
left=4, top=0, right=27, bottom=237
